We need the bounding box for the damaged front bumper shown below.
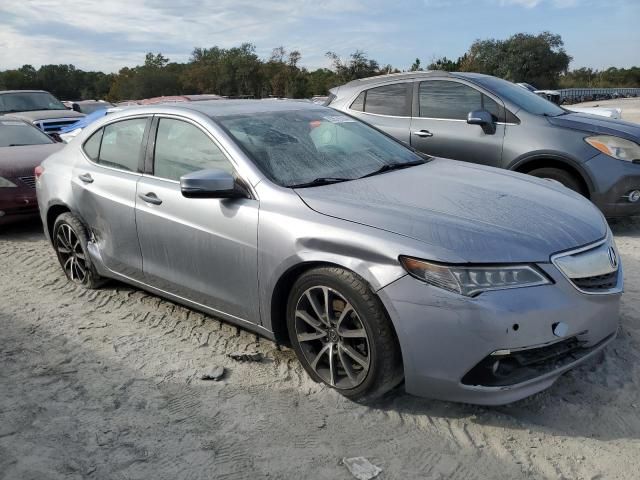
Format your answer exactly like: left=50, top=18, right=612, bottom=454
left=378, top=261, right=621, bottom=405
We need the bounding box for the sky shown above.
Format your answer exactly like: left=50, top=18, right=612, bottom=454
left=0, top=0, right=638, bottom=73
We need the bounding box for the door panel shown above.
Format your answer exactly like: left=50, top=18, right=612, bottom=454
left=135, top=117, right=260, bottom=324
left=71, top=118, right=148, bottom=278
left=411, top=80, right=505, bottom=166
left=135, top=176, right=260, bottom=322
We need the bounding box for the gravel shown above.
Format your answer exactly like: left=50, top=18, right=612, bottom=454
left=1, top=217, right=639, bottom=479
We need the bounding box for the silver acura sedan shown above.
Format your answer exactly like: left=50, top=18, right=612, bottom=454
left=36, top=100, right=622, bottom=405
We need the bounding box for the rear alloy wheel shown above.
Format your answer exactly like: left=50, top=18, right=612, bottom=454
left=53, top=213, right=103, bottom=289
left=287, top=267, right=403, bottom=401
left=528, top=167, right=585, bottom=196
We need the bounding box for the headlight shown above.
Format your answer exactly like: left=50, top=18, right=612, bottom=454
left=0, top=176, right=17, bottom=188
left=585, top=135, right=640, bottom=162
left=399, top=256, right=551, bottom=297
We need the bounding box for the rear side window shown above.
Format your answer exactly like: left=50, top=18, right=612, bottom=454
left=83, top=128, right=103, bottom=161
left=98, top=118, right=147, bottom=171
left=419, top=81, right=502, bottom=121
left=349, top=83, right=411, bottom=116
left=153, top=118, right=233, bottom=181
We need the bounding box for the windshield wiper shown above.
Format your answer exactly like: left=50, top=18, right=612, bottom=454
left=289, top=177, right=352, bottom=188
left=359, top=159, right=427, bottom=179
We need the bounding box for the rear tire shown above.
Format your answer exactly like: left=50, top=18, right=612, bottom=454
left=527, top=167, right=585, bottom=195
left=286, top=267, right=403, bottom=401
left=52, top=213, right=104, bottom=289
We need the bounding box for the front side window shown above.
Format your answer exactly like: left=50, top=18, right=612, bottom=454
left=419, top=81, right=502, bottom=121
left=97, top=118, right=147, bottom=171
left=153, top=118, right=233, bottom=182
left=218, top=108, right=423, bottom=187
left=349, top=84, right=411, bottom=116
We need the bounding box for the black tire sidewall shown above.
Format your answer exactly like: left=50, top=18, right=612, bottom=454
left=528, top=167, right=583, bottom=194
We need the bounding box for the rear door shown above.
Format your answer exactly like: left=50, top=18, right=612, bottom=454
left=135, top=116, right=260, bottom=324
left=346, top=82, right=412, bottom=144
left=410, top=79, right=505, bottom=166
left=72, top=116, right=150, bottom=278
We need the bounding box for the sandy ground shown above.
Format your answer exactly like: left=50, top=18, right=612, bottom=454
left=571, top=98, right=640, bottom=124
left=0, top=217, right=638, bottom=480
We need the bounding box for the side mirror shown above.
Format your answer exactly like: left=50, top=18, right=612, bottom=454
left=467, top=110, right=494, bottom=126
left=72, top=104, right=81, bottom=113
left=180, top=169, right=246, bottom=199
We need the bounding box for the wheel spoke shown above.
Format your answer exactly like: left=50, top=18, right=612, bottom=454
left=57, top=233, right=71, bottom=250
left=310, top=343, right=331, bottom=370
left=328, top=343, right=336, bottom=386
left=296, top=310, right=325, bottom=332
left=337, top=345, right=358, bottom=383
left=298, top=331, right=326, bottom=342
left=338, top=328, right=367, bottom=338
left=69, top=258, right=75, bottom=281
left=340, top=343, right=368, bottom=368
left=336, top=303, right=354, bottom=329
left=322, top=287, right=331, bottom=324
left=306, top=290, right=330, bottom=326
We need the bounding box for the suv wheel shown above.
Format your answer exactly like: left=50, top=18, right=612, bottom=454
left=52, top=213, right=103, bottom=288
left=286, top=267, right=403, bottom=401
left=528, top=167, right=585, bottom=195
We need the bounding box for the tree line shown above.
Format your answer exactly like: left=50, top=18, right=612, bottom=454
left=0, top=32, right=637, bottom=102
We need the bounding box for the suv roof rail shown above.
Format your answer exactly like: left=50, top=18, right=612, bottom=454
left=343, top=70, right=452, bottom=87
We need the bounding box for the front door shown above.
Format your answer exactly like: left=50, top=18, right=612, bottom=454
left=135, top=116, right=260, bottom=324
left=410, top=79, right=505, bottom=166
left=71, top=116, right=149, bottom=278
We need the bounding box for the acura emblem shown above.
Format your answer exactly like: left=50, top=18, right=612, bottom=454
left=608, top=246, right=618, bottom=269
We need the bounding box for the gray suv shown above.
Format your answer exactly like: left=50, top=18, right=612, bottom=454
left=328, top=72, right=640, bottom=217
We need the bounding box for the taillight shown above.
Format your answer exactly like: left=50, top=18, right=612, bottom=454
left=34, top=165, right=44, bottom=180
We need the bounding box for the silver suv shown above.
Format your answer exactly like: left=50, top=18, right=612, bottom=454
left=328, top=72, right=640, bottom=217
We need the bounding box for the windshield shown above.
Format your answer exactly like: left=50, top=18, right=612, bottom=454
left=217, top=109, right=424, bottom=187
left=0, top=92, right=68, bottom=113
left=0, top=120, right=54, bottom=147
left=473, top=76, right=566, bottom=117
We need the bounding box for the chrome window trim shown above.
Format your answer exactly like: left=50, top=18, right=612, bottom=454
left=551, top=234, right=623, bottom=295
left=347, top=110, right=411, bottom=119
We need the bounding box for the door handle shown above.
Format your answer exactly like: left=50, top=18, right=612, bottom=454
left=139, top=192, right=163, bottom=205
left=78, top=173, right=94, bottom=183
left=412, top=130, right=434, bottom=138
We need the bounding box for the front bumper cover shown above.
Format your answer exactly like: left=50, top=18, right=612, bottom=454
left=378, top=262, right=621, bottom=405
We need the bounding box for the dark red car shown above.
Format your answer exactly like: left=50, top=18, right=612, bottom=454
left=0, top=118, right=62, bottom=225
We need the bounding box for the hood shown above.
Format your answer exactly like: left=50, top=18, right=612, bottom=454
left=295, top=159, right=607, bottom=263
left=547, top=112, right=640, bottom=142
left=0, top=143, right=63, bottom=177
left=2, top=110, right=85, bottom=122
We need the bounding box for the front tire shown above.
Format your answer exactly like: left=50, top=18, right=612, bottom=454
left=528, top=167, right=585, bottom=195
left=52, top=213, right=103, bottom=289
left=286, top=267, right=403, bottom=401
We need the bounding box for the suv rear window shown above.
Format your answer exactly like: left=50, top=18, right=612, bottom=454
left=419, top=80, right=502, bottom=121
left=350, top=83, right=411, bottom=116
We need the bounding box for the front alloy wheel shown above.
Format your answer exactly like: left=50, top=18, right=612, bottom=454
left=294, top=286, right=371, bottom=389
left=287, top=267, right=403, bottom=401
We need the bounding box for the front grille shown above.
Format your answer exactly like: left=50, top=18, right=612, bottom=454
left=18, top=176, right=36, bottom=188
left=35, top=118, right=79, bottom=133
left=572, top=271, right=619, bottom=292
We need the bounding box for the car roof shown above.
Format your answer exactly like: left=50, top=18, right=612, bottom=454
left=340, top=71, right=452, bottom=88
left=0, top=90, right=51, bottom=94
left=142, top=99, right=324, bottom=118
